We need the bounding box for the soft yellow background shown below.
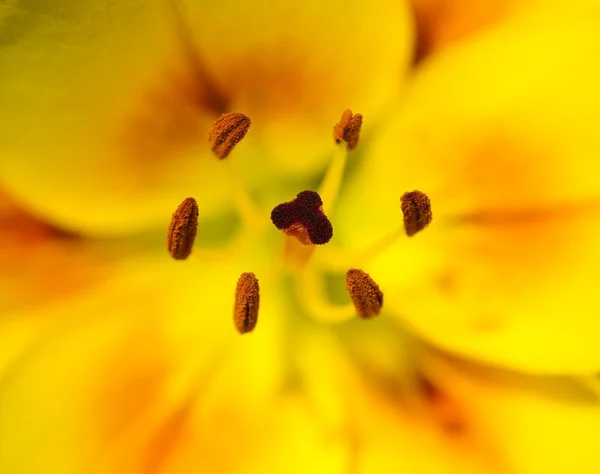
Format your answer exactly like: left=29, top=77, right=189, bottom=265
left=2, top=1, right=600, bottom=473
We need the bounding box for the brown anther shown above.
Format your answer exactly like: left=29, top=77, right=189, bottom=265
left=345, top=269, right=383, bottom=319
left=401, top=190, right=432, bottom=237
left=209, top=112, right=251, bottom=159
left=333, top=109, right=363, bottom=150
left=167, top=197, right=199, bottom=260
left=234, top=272, right=260, bottom=334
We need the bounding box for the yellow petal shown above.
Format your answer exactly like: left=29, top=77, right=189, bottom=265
left=408, top=0, right=587, bottom=60
left=423, top=350, right=600, bottom=474
left=292, top=327, right=499, bottom=474
left=0, top=0, right=234, bottom=236
left=410, top=0, right=516, bottom=60
left=0, top=189, right=117, bottom=314
left=336, top=7, right=600, bottom=373
left=0, top=254, right=276, bottom=474
left=178, top=0, right=414, bottom=177
left=0, top=0, right=413, bottom=236
left=158, top=394, right=348, bottom=474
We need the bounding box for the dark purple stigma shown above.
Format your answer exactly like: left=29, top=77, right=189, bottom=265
left=270, top=190, right=333, bottom=245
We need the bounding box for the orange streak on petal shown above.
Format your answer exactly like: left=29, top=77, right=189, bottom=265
left=141, top=398, right=196, bottom=474
left=0, top=190, right=111, bottom=312
left=118, top=60, right=227, bottom=186
left=410, top=0, right=516, bottom=61
left=87, top=326, right=171, bottom=446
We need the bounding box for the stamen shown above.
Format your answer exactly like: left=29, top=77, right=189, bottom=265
left=209, top=112, right=251, bottom=159
left=167, top=197, right=199, bottom=260
left=320, top=109, right=362, bottom=212
left=401, top=190, right=432, bottom=237
left=233, top=272, right=260, bottom=334
left=333, top=109, right=363, bottom=151
left=320, top=193, right=430, bottom=271
left=271, top=190, right=333, bottom=245
left=207, top=112, right=261, bottom=225
left=345, top=268, right=383, bottom=318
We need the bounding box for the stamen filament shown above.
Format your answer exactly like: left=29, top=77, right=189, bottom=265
left=192, top=225, right=264, bottom=264
left=192, top=232, right=252, bottom=263
left=225, top=160, right=263, bottom=228
left=320, top=227, right=405, bottom=271
left=318, top=144, right=348, bottom=214
left=298, top=266, right=356, bottom=324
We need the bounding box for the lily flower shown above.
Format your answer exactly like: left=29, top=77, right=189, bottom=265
left=3, top=249, right=600, bottom=473
left=2, top=1, right=600, bottom=474
left=336, top=2, right=600, bottom=373
left=0, top=0, right=413, bottom=235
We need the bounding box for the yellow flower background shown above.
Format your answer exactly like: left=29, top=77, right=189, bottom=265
left=2, top=1, right=600, bottom=473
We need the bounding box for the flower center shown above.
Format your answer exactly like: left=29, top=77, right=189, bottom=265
left=166, top=109, right=433, bottom=333
left=270, top=190, right=333, bottom=246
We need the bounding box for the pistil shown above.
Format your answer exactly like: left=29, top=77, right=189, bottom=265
left=271, top=190, right=334, bottom=246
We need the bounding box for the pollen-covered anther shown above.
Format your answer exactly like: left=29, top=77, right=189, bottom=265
left=167, top=197, right=199, bottom=260
left=209, top=112, right=251, bottom=159
left=401, top=190, right=432, bottom=237
left=345, top=269, right=383, bottom=319
left=270, top=190, right=333, bottom=245
left=234, top=272, right=260, bottom=334
left=333, top=109, right=363, bottom=150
